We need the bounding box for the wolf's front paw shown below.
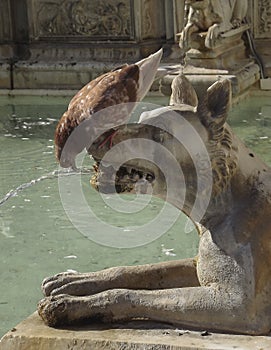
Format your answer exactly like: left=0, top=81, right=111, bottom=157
left=41, top=270, right=109, bottom=297
left=38, top=294, right=72, bottom=327
left=41, top=271, right=81, bottom=296
left=38, top=291, right=117, bottom=327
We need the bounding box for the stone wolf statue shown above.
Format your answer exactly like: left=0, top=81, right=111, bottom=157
left=180, top=0, right=248, bottom=49
left=39, top=52, right=271, bottom=335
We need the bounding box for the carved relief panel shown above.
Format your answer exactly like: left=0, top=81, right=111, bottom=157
left=28, top=0, right=134, bottom=40
left=251, top=0, right=271, bottom=38
left=141, top=0, right=166, bottom=39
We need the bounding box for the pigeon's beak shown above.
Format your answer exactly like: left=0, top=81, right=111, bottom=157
left=136, top=48, right=163, bottom=101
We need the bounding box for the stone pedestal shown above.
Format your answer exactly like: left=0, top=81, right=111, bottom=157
left=184, top=25, right=250, bottom=70
left=182, top=61, right=260, bottom=98
left=1, top=312, right=271, bottom=350
left=161, top=62, right=260, bottom=102
left=162, top=25, right=260, bottom=99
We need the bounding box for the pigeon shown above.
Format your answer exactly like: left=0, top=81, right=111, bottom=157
left=54, top=49, right=163, bottom=169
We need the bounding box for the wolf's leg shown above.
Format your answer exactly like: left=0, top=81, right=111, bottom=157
left=38, top=285, right=266, bottom=334
left=42, top=258, right=199, bottom=297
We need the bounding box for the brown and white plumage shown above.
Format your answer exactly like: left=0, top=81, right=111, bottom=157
left=55, top=49, right=163, bottom=169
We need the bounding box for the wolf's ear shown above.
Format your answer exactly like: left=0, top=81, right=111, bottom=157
left=170, top=74, right=198, bottom=108
left=201, top=79, right=231, bottom=126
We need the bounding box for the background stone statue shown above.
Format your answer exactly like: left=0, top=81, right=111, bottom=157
left=179, top=0, right=248, bottom=50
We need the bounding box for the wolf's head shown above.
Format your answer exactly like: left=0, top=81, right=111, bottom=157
left=56, top=74, right=237, bottom=227
left=85, top=75, right=237, bottom=224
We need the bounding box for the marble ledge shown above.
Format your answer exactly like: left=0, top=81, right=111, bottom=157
left=0, top=312, right=271, bottom=350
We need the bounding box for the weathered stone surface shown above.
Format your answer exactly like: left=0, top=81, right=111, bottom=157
left=260, top=78, right=271, bottom=90
left=0, top=0, right=12, bottom=42
left=0, top=63, right=11, bottom=89
left=1, top=312, right=271, bottom=350
left=13, top=62, right=99, bottom=90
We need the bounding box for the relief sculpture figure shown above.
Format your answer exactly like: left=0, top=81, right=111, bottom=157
left=38, top=50, right=271, bottom=335
left=179, top=0, right=248, bottom=50
left=37, top=0, right=130, bottom=37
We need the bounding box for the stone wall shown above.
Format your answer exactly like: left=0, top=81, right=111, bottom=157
left=0, top=0, right=173, bottom=89
left=25, top=0, right=168, bottom=62
left=0, top=0, right=270, bottom=89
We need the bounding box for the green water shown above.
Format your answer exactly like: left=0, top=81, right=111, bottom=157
left=0, top=94, right=271, bottom=337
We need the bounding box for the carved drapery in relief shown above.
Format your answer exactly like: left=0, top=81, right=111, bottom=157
left=141, top=0, right=166, bottom=40
left=142, top=0, right=152, bottom=37
left=258, top=0, right=271, bottom=36
left=251, top=0, right=271, bottom=38
left=31, top=0, right=132, bottom=39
